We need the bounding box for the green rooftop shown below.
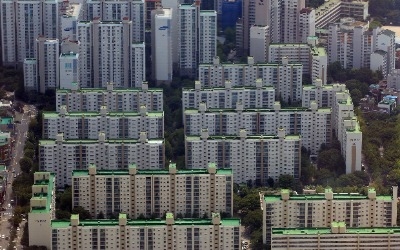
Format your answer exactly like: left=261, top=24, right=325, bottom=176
left=56, top=87, right=162, bottom=94
left=30, top=173, right=55, bottom=214
left=39, top=138, right=164, bottom=145
left=51, top=217, right=240, bottom=228
left=43, top=111, right=163, bottom=118
left=186, top=134, right=300, bottom=141
left=272, top=227, right=400, bottom=235
left=184, top=106, right=331, bottom=114
left=72, top=168, right=233, bottom=176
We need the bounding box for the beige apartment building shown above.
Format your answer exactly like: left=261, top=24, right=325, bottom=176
left=271, top=222, right=400, bottom=249
left=72, top=163, right=233, bottom=219
left=47, top=213, right=240, bottom=250
left=261, top=187, right=398, bottom=244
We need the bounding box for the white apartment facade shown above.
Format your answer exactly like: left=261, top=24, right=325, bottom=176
left=250, top=25, right=269, bottom=63
left=39, top=132, right=165, bottom=187
left=77, top=19, right=145, bottom=88
left=333, top=90, right=362, bottom=173
left=151, top=8, right=173, bottom=83
left=178, top=3, right=217, bottom=78
left=182, top=80, right=276, bottom=110
left=42, top=105, right=164, bottom=140
left=199, top=11, right=217, bottom=65
left=84, top=0, right=145, bottom=43
left=268, top=43, right=328, bottom=84
left=56, top=82, right=163, bottom=112
left=387, top=69, right=400, bottom=90
left=272, top=223, right=400, bottom=250
left=0, top=0, right=61, bottom=65
left=299, top=7, right=316, bottom=43
left=184, top=102, right=331, bottom=155
left=261, top=187, right=398, bottom=244
left=198, top=56, right=303, bottom=103
left=23, top=37, right=60, bottom=93
left=28, top=172, right=56, bottom=248
left=23, top=59, right=38, bottom=92
left=31, top=213, right=241, bottom=250
left=59, top=52, right=79, bottom=90
left=72, top=163, right=233, bottom=219
left=302, top=80, right=347, bottom=108
left=185, top=128, right=301, bottom=185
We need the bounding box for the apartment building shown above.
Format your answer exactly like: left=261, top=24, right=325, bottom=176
left=299, top=7, right=316, bottom=43
left=241, top=0, right=306, bottom=53
left=151, top=8, right=173, bottom=84
left=261, top=187, right=398, bottom=244
left=182, top=80, right=275, bottom=111
left=178, top=3, right=217, bottom=78
left=72, top=163, right=232, bottom=218
left=39, top=132, right=165, bottom=187
left=333, top=90, right=362, bottom=173
left=315, top=0, right=368, bottom=29
left=198, top=56, right=303, bottom=103
left=328, top=19, right=395, bottom=76
left=28, top=172, right=56, bottom=248
left=23, top=38, right=60, bottom=93
left=249, top=25, right=270, bottom=63
left=0, top=0, right=61, bottom=65
left=268, top=43, right=328, bottom=84
left=272, top=222, right=400, bottom=249
left=302, top=80, right=347, bottom=108
left=84, top=0, right=145, bottom=43
left=56, top=82, right=163, bottom=112
left=185, top=128, right=301, bottom=185
left=30, top=213, right=240, bottom=250
left=42, top=105, right=164, bottom=140
left=77, top=19, right=145, bottom=88
left=184, top=101, right=331, bottom=155
left=59, top=52, right=79, bottom=90
left=387, top=69, right=400, bottom=90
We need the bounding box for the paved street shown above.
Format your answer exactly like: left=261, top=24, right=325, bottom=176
left=0, top=105, right=36, bottom=250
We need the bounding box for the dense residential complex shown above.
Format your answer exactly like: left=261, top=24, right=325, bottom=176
left=42, top=105, right=164, bottom=140
left=39, top=133, right=165, bottom=187
left=72, top=163, right=232, bottom=218
left=28, top=172, right=240, bottom=250
left=185, top=128, right=301, bottom=185
left=182, top=80, right=276, bottom=110
left=55, top=83, right=163, bottom=112
left=328, top=18, right=396, bottom=77
left=261, top=188, right=398, bottom=244
left=302, top=80, right=346, bottom=108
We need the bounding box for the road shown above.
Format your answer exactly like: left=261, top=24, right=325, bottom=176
left=0, top=105, right=36, bottom=250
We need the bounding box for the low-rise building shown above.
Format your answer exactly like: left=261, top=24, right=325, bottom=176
left=185, top=128, right=301, bottom=185
left=72, top=163, right=233, bottom=219
left=42, top=105, right=164, bottom=140
left=0, top=132, right=11, bottom=164
left=261, top=187, right=398, bottom=244
left=39, top=133, right=165, bottom=188
left=56, top=82, right=163, bottom=113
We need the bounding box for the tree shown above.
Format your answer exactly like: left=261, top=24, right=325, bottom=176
left=21, top=222, right=29, bottom=246
left=241, top=210, right=263, bottom=230
left=24, top=149, right=35, bottom=159
left=97, top=211, right=105, bottom=219
left=350, top=89, right=363, bottom=107
left=57, top=187, right=72, bottom=211
left=266, top=177, right=275, bottom=188
left=71, top=206, right=92, bottom=220
left=55, top=210, right=71, bottom=219
left=19, top=157, right=33, bottom=174
left=317, top=149, right=345, bottom=174
left=278, top=174, right=294, bottom=189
